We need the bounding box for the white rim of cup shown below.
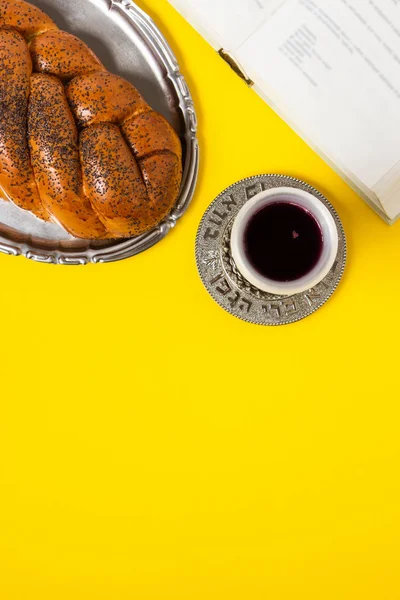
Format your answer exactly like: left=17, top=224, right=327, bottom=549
left=230, top=187, right=339, bottom=296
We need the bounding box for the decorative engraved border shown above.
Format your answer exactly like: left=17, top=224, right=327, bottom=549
left=195, top=175, right=347, bottom=326
left=0, top=0, right=199, bottom=265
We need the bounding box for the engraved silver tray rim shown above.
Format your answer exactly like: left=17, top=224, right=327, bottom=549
left=0, top=0, right=199, bottom=265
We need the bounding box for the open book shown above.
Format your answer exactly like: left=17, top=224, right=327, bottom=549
left=168, top=0, right=400, bottom=223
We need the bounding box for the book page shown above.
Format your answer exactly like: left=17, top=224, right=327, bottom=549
left=236, top=0, right=400, bottom=216
left=168, top=0, right=286, bottom=51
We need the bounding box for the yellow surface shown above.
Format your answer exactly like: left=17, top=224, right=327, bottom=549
left=1, top=1, right=400, bottom=598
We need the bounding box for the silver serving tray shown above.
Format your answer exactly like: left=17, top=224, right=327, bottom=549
left=0, top=0, right=198, bottom=264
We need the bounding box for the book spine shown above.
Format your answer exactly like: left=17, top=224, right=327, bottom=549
left=218, top=49, right=254, bottom=86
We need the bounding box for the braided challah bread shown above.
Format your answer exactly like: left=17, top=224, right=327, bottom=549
left=0, top=0, right=183, bottom=239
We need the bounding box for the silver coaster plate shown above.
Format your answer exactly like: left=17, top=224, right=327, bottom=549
left=195, top=175, right=347, bottom=326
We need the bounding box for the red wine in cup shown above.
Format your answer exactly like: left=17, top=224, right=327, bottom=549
left=243, top=202, right=323, bottom=282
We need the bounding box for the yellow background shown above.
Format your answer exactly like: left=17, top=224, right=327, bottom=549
left=1, top=0, right=400, bottom=597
